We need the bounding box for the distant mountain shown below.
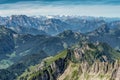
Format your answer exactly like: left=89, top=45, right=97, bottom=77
left=0, top=26, right=83, bottom=69
left=64, top=17, right=106, bottom=33
left=88, top=23, right=120, bottom=50
left=87, top=23, right=110, bottom=36
left=1, top=15, right=120, bottom=35
left=108, top=20, right=120, bottom=29
left=57, top=30, right=85, bottom=46
left=40, top=18, right=71, bottom=35
left=0, top=15, right=47, bottom=35
left=0, top=26, right=16, bottom=59
left=9, top=26, right=47, bottom=35
left=0, top=15, right=71, bottom=35
left=0, top=26, right=61, bottom=68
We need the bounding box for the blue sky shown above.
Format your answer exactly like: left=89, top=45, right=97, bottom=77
left=0, top=0, right=120, bottom=17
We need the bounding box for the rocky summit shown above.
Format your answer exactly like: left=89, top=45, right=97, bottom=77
left=18, top=42, right=120, bottom=80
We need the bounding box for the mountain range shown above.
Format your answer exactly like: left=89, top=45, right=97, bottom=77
left=1, top=15, right=120, bottom=35
left=0, top=15, right=120, bottom=80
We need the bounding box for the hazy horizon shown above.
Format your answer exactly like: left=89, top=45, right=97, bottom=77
left=0, top=0, right=120, bottom=17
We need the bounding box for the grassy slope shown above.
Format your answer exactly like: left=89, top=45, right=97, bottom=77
left=17, top=50, right=68, bottom=80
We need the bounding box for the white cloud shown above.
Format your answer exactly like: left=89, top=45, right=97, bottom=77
left=0, top=2, right=120, bottom=17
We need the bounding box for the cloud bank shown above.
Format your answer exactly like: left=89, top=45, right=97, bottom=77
left=0, top=1, right=120, bottom=17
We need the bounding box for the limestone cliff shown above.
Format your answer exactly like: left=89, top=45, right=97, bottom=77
left=18, top=42, right=120, bottom=80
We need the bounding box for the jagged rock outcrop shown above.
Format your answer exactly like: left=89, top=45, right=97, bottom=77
left=18, top=42, right=120, bottom=80
left=36, top=58, right=67, bottom=80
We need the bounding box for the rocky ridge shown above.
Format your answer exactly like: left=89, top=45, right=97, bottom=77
left=18, top=42, right=120, bottom=80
